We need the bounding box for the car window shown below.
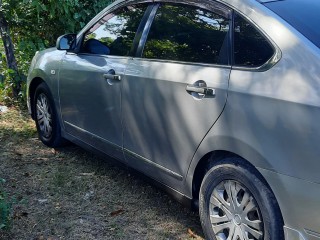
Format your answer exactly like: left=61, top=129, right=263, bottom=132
left=234, top=13, right=274, bottom=67
left=142, top=4, right=230, bottom=65
left=81, top=4, right=148, bottom=56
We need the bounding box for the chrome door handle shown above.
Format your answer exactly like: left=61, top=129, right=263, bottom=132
left=186, top=85, right=216, bottom=97
left=103, top=69, right=121, bottom=86
left=103, top=73, right=121, bottom=81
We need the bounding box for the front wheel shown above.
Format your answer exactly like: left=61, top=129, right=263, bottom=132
left=199, top=158, right=284, bottom=240
left=33, top=82, right=65, bottom=148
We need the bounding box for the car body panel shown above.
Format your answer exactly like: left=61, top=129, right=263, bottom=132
left=27, top=48, right=65, bottom=116
left=185, top=0, right=320, bottom=237
left=203, top=0, right=320, bottom=179
left=259, top=168, right=320, bottom=240
left=284, top=227, right=307, bottom=240
left=59, top=53, right=128, bottom=160
left=123, top=58, right=230, bottom=191
left=26, top=0, right=320, bottom=239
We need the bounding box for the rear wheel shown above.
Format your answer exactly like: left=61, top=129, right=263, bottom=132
left=34, top=82, right=65, bottom=147
left=199, top=158, right=284, bottom=240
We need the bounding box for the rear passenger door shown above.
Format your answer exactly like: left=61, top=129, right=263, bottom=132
left=122, top=1, right=232, bottom=189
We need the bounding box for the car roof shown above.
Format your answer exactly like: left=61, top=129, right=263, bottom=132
left=256, top=0, right=283, bottom=3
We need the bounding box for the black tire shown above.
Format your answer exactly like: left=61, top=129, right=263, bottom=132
left=33, top=82, right=65, bottom=148
left=199, top=158, right=284, bottom=240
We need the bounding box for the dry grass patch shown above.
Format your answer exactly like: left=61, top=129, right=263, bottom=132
left=0, top=107, right=203, bottom=240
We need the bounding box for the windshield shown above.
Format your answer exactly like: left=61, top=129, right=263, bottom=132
left=264, top=0, right=320, bottom=48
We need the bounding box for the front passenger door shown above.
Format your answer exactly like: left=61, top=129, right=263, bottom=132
left=59, top=3, right=149, bottom=160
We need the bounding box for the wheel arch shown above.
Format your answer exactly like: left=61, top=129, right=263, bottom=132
left=188, top=140, right=284, bottom=218
left=29, top=77, right=46, bottom=119
left=189, top=148, right=285, bottom=235
left=191, top=150, right=242, bottom=205
left=191, top=150, right=275, bottom=197
left=187, top=135, right=276, bottom=197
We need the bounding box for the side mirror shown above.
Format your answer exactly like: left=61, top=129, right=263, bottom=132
left=56, top=34, right=77, bottom=51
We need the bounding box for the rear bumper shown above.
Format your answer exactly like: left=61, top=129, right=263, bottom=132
left=259, top=168, right=320, bottom=240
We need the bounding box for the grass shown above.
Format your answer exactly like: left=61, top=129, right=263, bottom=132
left=0, top=178, right=12, bottom=230
left=0, top=106, right=204, bottom=240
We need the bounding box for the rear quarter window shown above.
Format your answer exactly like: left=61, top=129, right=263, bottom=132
left=234, top=13, right=274, bottom=67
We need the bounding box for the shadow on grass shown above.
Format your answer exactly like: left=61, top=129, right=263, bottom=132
left=0, top=109, right=204, bottom=239
left=56, top=144, right=204, bottom=239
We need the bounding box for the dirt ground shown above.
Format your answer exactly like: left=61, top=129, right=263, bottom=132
left=0, top=107, right=204, bottom=240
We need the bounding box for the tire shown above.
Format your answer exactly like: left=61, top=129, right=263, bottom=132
left=199, top=158, right=284, bottom=240
left=33, top=82, right=65, bottom=148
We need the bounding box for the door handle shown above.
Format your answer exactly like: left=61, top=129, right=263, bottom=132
left=103, top=69, right=121, bottom=86
left=103, top=69, right=121, bottom=81
left=186, top=85, right=216, bottom=97
left=103, top=73, right=121, bottom=81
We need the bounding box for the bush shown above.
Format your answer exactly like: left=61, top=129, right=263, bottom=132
left=0, top=69, right=26, bottom=107
left=0, top=0, right=114, bottom=106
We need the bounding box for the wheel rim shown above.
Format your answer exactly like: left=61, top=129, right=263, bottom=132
left=36, top=93, right=53, bottom=139
left=209, top=180, right=263, bottom=240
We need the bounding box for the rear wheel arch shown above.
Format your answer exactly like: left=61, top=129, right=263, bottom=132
left=192, top=150, right=241, bottom=205
left=191, top=151, right=283, bottom=221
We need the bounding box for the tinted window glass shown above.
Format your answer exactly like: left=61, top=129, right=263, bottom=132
left=234, top=14, right=274, bottom=67
left=143, top=4, right=230, bottom=64
left=265, top=0, right=320, bottom=48
left=82, top=4, right=148, bottom=56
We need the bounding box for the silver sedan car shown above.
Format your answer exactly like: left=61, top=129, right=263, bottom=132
left=27, top=0, right=320, bottom=239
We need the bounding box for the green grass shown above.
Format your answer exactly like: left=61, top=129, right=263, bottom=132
left=0, top=179, right=12, bottom=230
left=0, top=82, right=5, bottom=104
left=0, top=106, right=36, bottom=140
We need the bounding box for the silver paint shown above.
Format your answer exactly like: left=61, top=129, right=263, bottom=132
left=26, top=0, right=320, bottom=239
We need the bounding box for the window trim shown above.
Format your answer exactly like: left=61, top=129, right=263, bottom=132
left=153, top=0, right=232, bottom=19
left=131, top=4, right=156, bottom=56
left=71, top=0, right=154, bottom=57
left=231, top=10, right=282, bottom=72
left=131, top=57, right=233, bottom=69
left=136, top=3, right=160, bottom=58
left=137, top=0, right=233, bottom=66
left=69, top=0, right=282, bottom=71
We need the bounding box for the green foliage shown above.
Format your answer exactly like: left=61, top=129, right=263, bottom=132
left=0, top=68, right=25, bottom=105
left=3, top=0, right=114, bottom=47
left=0, top=0, right=114, bottom=105
left=142, top=4, right=229, bottom=64
left=0, top=178, right=12, bottom=230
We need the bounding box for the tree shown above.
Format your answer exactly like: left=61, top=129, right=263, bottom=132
left=0, top=0, right=114, bottom=103
left=0, top=0, right=21, bottom=98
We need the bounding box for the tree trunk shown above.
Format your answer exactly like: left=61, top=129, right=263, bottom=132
left=0, top=1, right=21, bottom=98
